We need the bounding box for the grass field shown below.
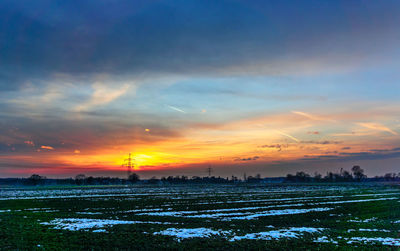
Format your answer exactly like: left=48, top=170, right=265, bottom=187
left=1, top=183, right=400, bottom=250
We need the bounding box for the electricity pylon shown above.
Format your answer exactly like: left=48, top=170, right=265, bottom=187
left=207, top=165, right=212, bottom=177
left=123, top=153, right=134, bottom=179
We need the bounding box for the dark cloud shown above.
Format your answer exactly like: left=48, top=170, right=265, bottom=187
left=234, top=156, right=260, bottom=161
left=301, top=147, right=400, bottom=162
left=324, top=151, right=338, bottom=154
left=1, top=0, right=400, bottom=89
left=259, top=144, right=286, bottom=151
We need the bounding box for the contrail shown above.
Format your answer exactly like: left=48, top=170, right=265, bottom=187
left=276, top=130, right=300, bottom=142
left=292, top=110, right=336, bottom=122
left=166, top=105, right=186, bottom=114
left=292, top=111, right=316, bottom=120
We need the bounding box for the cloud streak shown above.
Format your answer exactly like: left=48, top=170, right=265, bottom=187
left=166, top=105, right=186, bottom=114
left=75, top=82, right=131, bottom=112
left=357, top=122, right=398, bottom=135
left=292, top=111, right=335, bottom=122
left=276, top=131, right=300, bottom=143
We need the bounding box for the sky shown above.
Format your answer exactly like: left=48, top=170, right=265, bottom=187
left=1, top=0, right=400, bottom=178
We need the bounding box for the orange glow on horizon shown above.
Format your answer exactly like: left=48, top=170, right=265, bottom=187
left=2, top=111, right=398, bottom=176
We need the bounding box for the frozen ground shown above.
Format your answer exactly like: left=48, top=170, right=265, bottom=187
left=1, top=183, right=399, bottom=249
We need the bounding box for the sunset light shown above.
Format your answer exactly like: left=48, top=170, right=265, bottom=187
left=1, top=1, right=400, bottom=250
left=0, top=1, right=399, bottom=179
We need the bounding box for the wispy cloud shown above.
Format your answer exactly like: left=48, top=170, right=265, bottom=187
left=75, top=82, right=131, bottom=112
left=166, top=105, right=186, bottom=114
left=357, top=122, right=398, bottom=135
left=292, top=111, right=317, bottom=120
left=276, top=130, right=299, bottom=142
left=330, top=131, right=372, bottom=137
left=291, top=111, right=334, bottom=122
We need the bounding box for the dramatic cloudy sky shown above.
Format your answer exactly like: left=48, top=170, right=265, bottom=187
left=1, top=0, right=400, bottom=178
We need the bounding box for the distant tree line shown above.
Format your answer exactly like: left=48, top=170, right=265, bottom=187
left=0, top=174, right=132, bottom=186
left=285, top=165, right=400, bottom=183
left=370, top=172, right=400, bottom=182
left=0, top=165, right=399, bottom=186
left=152, top=174, right=270, bottom=184
left=160, top=175, right=236, bottom=184
left=0, top=173, right=272, bottom=186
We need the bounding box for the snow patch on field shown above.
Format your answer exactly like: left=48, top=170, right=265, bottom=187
left=314, top=236, right=338, bottom=244
left=137, top=197, right=398, bottom=220
left=193, top=193, right=398, bottom=206
left=154, top=226, right=325, bottom=242
left=347, top=228, right=391, bottom=233
left=139, top=207, right=333, bottom=220
left=151, top=225, right=400, bottom=247
left=138, top=211, right=197, bottom=217
left=347, top=237, right=400, bottom=246
left=316, top=198, right=397, bottom=205
left=76, top=212, right=103, bottom=215
left=348, top=217, right=377, bottom=223
left=92, top=229, right=108, bottom=233
left=41, top=218, right=176, bottom=231
left=230, top=227, right=324, bottom=241
left=224, top=208, right=333, bottom=220
left=198, top=203, right=305, bottom=213
left=1, top=208, right=57, bottom=213
left=154, top=228, right=231, bottom=241
left=315, top=235, right=400, bottom=246
left=123, top=208, right=167, bottom=213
